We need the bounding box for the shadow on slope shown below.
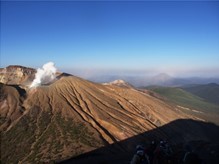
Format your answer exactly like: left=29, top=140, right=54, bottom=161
left=56, top=73, right=73, bottom=80
left=0, top=83, right=26, bottom=97
left=58, top=119, right=219, bottom=164
left=8, top=84, right=26, bottom=97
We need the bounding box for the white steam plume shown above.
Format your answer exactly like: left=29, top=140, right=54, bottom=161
left=30, top=62, right=57, bottom=88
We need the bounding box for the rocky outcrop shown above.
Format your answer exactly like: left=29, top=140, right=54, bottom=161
left=103, top=79, right=134, bottom=88
left=0, top=65, right=36, bottom=85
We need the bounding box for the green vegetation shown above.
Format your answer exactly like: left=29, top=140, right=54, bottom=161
left=1, top=114, right=36, bottom=163
left=55, top=113, right=100, bottom=148
left=147, top=86, right=219, bottom=114
left=1, top=109, right=101, bottom=163
left=181, top=83, right=219, bottom=105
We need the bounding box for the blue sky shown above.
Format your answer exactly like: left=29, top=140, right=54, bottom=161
left=1, top=1, right=219, bottom=77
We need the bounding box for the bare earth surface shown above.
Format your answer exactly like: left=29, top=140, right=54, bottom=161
left=0, top=66, right=219, bottom=163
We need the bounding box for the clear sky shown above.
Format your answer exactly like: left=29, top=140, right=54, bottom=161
left=1, top=1, right=219, bottom=77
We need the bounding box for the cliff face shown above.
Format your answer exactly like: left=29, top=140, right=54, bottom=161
left=0, top=65, right=36, bottom=85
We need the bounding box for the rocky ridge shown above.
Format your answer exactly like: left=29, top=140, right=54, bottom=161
left=0, top=65, right=36, bottom=86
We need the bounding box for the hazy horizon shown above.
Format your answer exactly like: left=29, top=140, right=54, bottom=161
left=1, top=1, right=219, bottom=78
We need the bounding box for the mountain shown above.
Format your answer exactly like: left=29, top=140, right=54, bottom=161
left=87, top=73, right=219, bottom=87
left=0, top=65, right=36, bottom=86
left=103, top=79, right=134, bottom=88
left=181, top=83, right=219, bottom=105
left=144, top=74, right=219, bottom=87
left=1, top=75, right=185, bottom=163
left=145, top=86, right=219, bottom=124
left=1, top=65, right=219, bottom=163
left=147, top=73, right=190, bottom=86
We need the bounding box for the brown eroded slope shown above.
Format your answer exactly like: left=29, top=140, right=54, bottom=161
left=26, top=76, right=189, bottom=141
left=0, top=75, right=198, bottom=163
left=0, top=83, right=26, bottom=131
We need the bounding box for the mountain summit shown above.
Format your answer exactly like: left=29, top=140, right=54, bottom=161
left=103, top=79, right=134, bottom=88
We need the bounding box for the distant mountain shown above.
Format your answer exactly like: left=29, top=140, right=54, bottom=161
left=145, top=74, right=219, bottom=87
left=145, top=73, right=189, bottom=86
left=181, top=83, right=219, bottom=105
left=88, top=73, right=219, bottom=87
left=151, top=73, right=172, bottom=82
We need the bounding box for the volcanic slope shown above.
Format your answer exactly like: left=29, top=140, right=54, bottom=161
left=0, top=75, right=202, bottom=163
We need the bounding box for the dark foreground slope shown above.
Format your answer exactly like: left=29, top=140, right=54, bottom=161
left=60, top=119, right=219, bottom=164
